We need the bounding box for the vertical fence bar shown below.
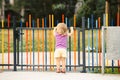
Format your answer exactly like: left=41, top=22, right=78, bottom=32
left=37, top=18, right=40, bottom=70
left=2, top=19, right=4, bottom=70
left=105, top=0, right=109, bottom=27
left=16, top=19, right=19, bottom=70
left=103, top=14, right=106, bottom=72
left=73, top=15, right=77, bottom=71
left=111, top=19, right=114, bottom=73
left=105, top=6, right=109, bottom=72
left=62, top=14, right=64, bottom=23
left=45, top=17, right=47, bottom=71
left=16, top=25, right=19, bottom=67
left=42, top=18, right=45, bottom=71
left=49, top=15, right=52, bottom=70
left=20, top=20, right=23, bottom=70
left=78, top=26, right=80, bottom=66
left=65, top=17, right=68, bottom=71
left=13, top=16, right=17, bottom=71
left=91, top=15, right=94, bottom=71
left=29, top=14, right=32, bottom=70
left=117, top=11, right=120, bottom=26
left=8, top=14, right=10, bottom=69
left=32, top=20, right=35, bottom=71
left=51, top=14, right=54, bottom=70
left=87, top=18, right=90, bottom=71
left=103, top=14, right=106, bottom=26
left=26, top=21, right=29, bottom=70
left=56, top=20, right=59, bottom=25
left=82, top=17, right=86, bottom=72
left=96, top=20, right=98, bottom=72
left=98, top=17, right=101, bottom=71
left=68, top=19, right=71, bottom=71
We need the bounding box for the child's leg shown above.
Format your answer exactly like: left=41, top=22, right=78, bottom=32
left=56, top=58, right=61, bottom=73
left=61, top=57, right=66, bottom=73
left=0, top=69, right=3, bottom=73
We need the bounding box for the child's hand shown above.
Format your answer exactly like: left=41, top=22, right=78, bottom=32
left=67, top=27, right=73, bottom=36
left=54, top=27, right=57, bottom=31
left=70, top=27, right=73, bottom=31
left=53, top=27, right=57, bottom=36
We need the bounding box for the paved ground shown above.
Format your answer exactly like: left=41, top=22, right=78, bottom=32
left=0, top=52, right=120, bottom=80
left=0, top=71, right=120, bottom=80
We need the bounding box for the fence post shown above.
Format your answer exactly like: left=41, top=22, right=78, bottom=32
left=13, top=16, right=17, bottom=71
left=82, top=17, right=86, bottom=73
left=78, top=28, right=80, bottom=66
left=91, top=15, right=94, bottom=71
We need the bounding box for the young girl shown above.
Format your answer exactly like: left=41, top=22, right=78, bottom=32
left=53, top=23, right=73, bottom=73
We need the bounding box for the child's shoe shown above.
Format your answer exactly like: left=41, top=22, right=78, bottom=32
left=61, top=68, right=66, bottom=73
left=56, top=68, right=61, bottom=73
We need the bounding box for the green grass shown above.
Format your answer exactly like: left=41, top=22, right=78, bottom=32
left=93, top=68, right=120, bottom=74
left=0, top=29, right=100, bottom=53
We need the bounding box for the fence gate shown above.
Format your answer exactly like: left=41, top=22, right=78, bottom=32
left=13, top=17, right=86, bottom=72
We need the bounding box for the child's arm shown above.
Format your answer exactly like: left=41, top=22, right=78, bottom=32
left=67, top=27, right=73, bottom=36
left=53, top=27, right=57, bottom=36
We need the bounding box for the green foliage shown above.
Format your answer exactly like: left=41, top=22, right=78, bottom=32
left=1, top=0, right=77, bottom=24
left=76, top=0, right=105, bottom=27
left=14, top=0, right=50, bottom=18
left=52, top=0, right=77, bottom=22
left=52, top=3, right=66, bottom=11
left=0, top=1, right=1, bottom=5
left=76, top=0, right=119, bottom=27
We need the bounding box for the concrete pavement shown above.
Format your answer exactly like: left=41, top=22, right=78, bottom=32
left=0, top=71, right=120, bottom=80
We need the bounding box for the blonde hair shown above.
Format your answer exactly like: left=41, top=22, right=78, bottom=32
left=56, top=23, right=67, bottom=35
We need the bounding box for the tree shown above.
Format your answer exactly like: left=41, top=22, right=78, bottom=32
left=76, top=0, right=105, bottom=27
left=0, top=0, right=77, bottom=24
left=52, top=0, right=77, bottom=23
